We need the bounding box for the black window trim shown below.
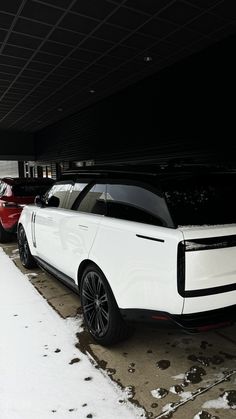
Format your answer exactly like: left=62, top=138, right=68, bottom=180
left=71, top=180, right=107, bottom=215
left=65, top=178, right=92, bottom=210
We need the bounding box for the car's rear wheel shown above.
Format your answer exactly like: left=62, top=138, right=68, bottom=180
left=0, top=221, right=13, bottom=243
left=18, top=225, right=37, bottom=269
left=80, top=264, right=130, bottom=345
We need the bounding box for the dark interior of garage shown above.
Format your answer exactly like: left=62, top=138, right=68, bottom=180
left=0, top=1, right=236, bottom=169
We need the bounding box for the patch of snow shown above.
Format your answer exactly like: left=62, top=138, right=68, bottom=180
left=162, top=403, right=176, bottom=413
left=172, top=373, right=185, bottom=380
left=202, top=398, right=229, bottom=410
left=151, top=388, right=167, bottom=399
left=193, top=412, right=218, bottom=419
left=0, top=247, right=144, bottom=419
left=203, top=391, right=236, bottom=410
left=180, top=391, right=193, bottom=402
left=202, top=392, right=231, bottom=410
left=25, top=272, right=38, bottom=278
left=10, top=255, right=20, bottom=260
left=124, top=386, right=135, bottom=399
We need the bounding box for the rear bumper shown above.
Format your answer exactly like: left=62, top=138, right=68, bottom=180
left=120, top=304, right=236, bottom=332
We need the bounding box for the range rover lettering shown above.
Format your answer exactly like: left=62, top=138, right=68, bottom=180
left=17, top=165, right=236, bottom=345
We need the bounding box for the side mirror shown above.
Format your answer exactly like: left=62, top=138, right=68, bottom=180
left=47, top=196, right=60, bottom=208
left=34, top=195, right=44, bottom=207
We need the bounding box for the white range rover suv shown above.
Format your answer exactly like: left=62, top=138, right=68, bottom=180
left=17, top=165, right=236, bottom=345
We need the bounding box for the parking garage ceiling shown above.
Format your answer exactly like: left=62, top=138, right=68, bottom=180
left=0, top=0, right=236, bottom=133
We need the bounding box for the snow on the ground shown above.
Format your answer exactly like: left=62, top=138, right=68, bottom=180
left=0, top=248, right=144, bottom=419
left=202, top=391, right=236, bottom=410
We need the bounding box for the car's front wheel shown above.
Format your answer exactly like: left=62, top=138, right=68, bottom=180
left=18, top=225, right=37, bottom=269
left=80, top=264, right=130, bottom=345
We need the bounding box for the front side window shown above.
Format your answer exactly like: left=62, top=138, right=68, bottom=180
left=45, top=182, right=72, bottom=209
left=106, top=182, right=172, bottom=227
left=76, top=183, right=106, bottom=215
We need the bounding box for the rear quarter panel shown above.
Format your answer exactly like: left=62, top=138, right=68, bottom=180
left=89, top=217, right=184, bottom=314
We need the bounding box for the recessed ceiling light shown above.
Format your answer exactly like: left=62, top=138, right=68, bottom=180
left=144, top=56, right=152, bottom=62
left=57, top=107, right=63, bottom=112
left=89, top=89, right=95, bottom=94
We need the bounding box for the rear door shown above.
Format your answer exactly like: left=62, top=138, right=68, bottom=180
left=90, top=179, right=184, bottom=313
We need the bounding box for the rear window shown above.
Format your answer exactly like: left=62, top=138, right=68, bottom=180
left=12, top=183, right=52, bottom=197
left=164, top=174, right=236, bottom=226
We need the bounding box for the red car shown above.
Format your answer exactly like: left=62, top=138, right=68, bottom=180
left=0, top=177, right=54, bottom=243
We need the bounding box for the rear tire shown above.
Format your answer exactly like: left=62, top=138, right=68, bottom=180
left=18, top=225, right=37, bottom=269
left=0, top=221, right=13, bottom=243
left=80, top=264, right=130, bottom=346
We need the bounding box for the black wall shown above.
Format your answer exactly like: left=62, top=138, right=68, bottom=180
left=35, top=33, right=236, bottom=165
left=0, top=130, right=35, bottom=160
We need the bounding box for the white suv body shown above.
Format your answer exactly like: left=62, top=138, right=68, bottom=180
left=18, top=166, right=236, bottom=344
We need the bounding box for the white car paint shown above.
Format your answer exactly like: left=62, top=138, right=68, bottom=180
left=33, top=207, right=103, bottom=281
left=19, top=204, right=236, bottom=318
left=89, top=217, right=184, bottom=313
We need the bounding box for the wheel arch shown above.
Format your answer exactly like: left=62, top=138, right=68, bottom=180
left=77, top=259, right=98, bottom=290
left=77, top=259, right=117, bottom=304
left=17, top=222, right=23, bottom=234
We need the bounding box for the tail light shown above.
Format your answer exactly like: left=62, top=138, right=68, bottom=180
left=184, top=235, right=236, bottom=252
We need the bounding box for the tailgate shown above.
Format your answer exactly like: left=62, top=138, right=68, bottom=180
left=178, top=225, right=236, bottom=297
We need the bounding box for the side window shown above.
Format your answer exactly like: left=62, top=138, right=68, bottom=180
left=67, top=182, right=88, bottom=209
left=107, top=183, right=172, bottom=227
left=76, top=183, right=106, bottom=215
left=45, top=183, right=72, bottom=209
left=0, top=182, right=7, bottom=197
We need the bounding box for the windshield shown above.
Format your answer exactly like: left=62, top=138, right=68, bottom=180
left=164, top=174, right=236, bottom=226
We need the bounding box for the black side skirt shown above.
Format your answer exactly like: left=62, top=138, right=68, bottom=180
left=34, top=257, right=79, bottom=294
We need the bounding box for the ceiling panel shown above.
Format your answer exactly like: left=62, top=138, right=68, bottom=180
left=20, top=1, right=63, bottom=25
left=0, top=0, right=235, bottom=132
left=13, top=17, right=51, bottom=37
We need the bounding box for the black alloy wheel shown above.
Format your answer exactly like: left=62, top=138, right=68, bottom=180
left=81, top=270, right=109, bottom=338
left=18, top=226, right=36, bottom=269
left=80, top=265, right=130, bottom=345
